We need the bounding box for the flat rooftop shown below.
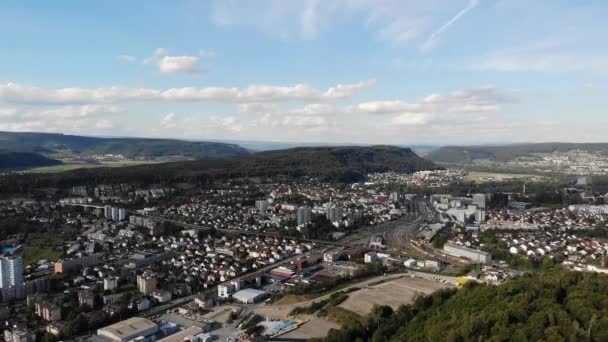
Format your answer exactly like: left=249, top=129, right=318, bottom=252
left=98, top=317, right=158, bottom=341
left=157, top=326, right=204, bottom=342
left=233, top=288, right=268, bottom=300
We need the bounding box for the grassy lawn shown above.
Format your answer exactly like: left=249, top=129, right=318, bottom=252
left=21, top=231, right=73, bottom=265
left=23, top=247, right=63, bottom=266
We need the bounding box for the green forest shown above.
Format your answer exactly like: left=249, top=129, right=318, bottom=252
left=315, top=271, right=608, bottom=341
left=428, top=143, right=608, bottom=164
left=0, top=145, right=438, bottom=194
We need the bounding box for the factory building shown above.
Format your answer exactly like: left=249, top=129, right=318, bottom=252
left=443, top=242, right=492, bottom=264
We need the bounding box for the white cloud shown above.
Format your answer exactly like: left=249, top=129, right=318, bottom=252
left=95, top=120, right=114, bottom=129
left=37, top=105, right=123, bottom=119
left=238, top=103, right=278, bottom=114
left=207, top=1, right=487, bottom=49
left=285, top=103, right=336, bottom=116
left=349, top=86, right=513, bottom=126
left=117, top=55, right=137, bottom=62
left=281, top=115, right=326, bottom=128
left=143, top=48, right=206, bottom=74
left=376, top=17, right=427, bottom=46
left=390, top=113, right=433, bottom=125
left=158, top=55, right=203, bottom=74
left=255, top=112, right=327, bottom=130
left=421, top=0, right=479, bottom=52
left=161, top=112, right=177, bottom=129
left=209, top=116, right=243, bottom=132
left=0, top=105, right=122, bottom=134
left=0, top=107, right=17, bottom=119
left=208, top=1, right=453, bottom=47
left=301, top=0, right=321, bottom=38
left=0, top=79, right=374, bottom=104
left=477, top=47, right=608, bottom=74
left=0, top=82, right=159, bottom=104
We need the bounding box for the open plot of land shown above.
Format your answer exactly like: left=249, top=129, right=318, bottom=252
left=22, top=231, right=74, bottom=265
left=269, top=294, right=317, bottom=306
left=280, top=318, right=340, bottom=340
left=338, top=276, right=451, bottom=316
left=25, top=160, right=162, bottom=173
left=465, top=171, right=548, bottom=182
left=255, top=304, right=294, bottom=320
left=202, top=305, right=241, bottom=324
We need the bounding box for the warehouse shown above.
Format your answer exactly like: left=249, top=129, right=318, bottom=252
left=157, top=326, right=204, bottom=342
left=97, top=317, right=158, bottom=342
left=443, top=243, right=492, bottom=264
left=232, top=289, right=269, bottom=304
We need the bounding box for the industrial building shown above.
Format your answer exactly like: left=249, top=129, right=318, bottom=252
left=96, top=317, right=158, bottom=342
left=443, top=243, right=492, bottom=264
left=156, top=327, right=206, bottom=342
left=232, top=289, right=269, bottom=304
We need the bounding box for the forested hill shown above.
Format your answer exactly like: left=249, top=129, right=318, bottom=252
left=317, top=271, right=608, bottom=342
left=0, top=131, right=250, bottom=160
left=0, top=145, right=438, bottom=193
left=428, top=143, right=608, bottom=164
left=0, top=152, right=62, bottom=170
left=242, top=145, right=440, bottom=181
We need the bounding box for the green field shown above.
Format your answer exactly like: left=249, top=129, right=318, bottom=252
left=21, top=231, right=75, bottom=265
left=24, top=159, right=163, bottom=173
left=23, top=246, right=63, bottom=266
left=465, top=171, right=550, bottom=182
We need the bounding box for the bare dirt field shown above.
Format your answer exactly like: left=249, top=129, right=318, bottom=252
left=338, top=276, right=452, bottom=316
left=255, top=305, right=296, bottom=320
left=280, top=318, right=341, bottom=339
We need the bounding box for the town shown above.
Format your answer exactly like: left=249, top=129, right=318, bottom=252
left=1, top=167, right=608, bottom=342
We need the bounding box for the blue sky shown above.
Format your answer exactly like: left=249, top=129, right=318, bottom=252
left=0, top=0, right=606, bottom=145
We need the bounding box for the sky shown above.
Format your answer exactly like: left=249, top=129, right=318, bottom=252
left=0, top=0, right=607, bottom=145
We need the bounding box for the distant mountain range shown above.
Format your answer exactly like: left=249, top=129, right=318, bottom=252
left=0, top=145, right=440, bottom=192
left=239, top=145, right=440, bottom=181
left=0, top=151, right=62, bottom=170
left=209, top=139, right=440, bottom=156
left=0, top=131, right=250, bottom=170
left=427, top=143, right=608, bottom=164
left=5, top=131, right=608, bottom=173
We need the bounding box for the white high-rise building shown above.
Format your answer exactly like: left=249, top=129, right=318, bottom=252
left=325, top=204, right=343, bottom=223
left=472, top=194, right=487, bottom=209
left=118, top=208, right=127, bottom=221
left=0, top=256, right=25, bottom=301
left=297, top=206, right=312, bottom=226
left=104, top=277, right=119, bottom=291
left=255, top=200, right=269, bottom=212
left=0, top=256, right=24, bottom=288
left=104, top=205, right=112, bottom=220
left=111, top=207, right=119, bottom=221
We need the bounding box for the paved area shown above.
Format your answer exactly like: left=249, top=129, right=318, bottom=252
left=338, top=275, right=452, bottom=316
